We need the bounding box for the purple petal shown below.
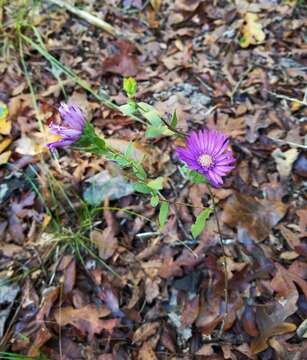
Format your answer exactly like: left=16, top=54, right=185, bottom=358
left=47, top=138, right=75, bottom=149
left=176, top=147, right=196, bottom=162
left=59, top=102, right=85, bottom=131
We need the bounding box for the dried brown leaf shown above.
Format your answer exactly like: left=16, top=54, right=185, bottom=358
left=103, top=40, right=140, bottom=77
left=138, top=342, right=158, bottom=360
left=222, top=193, right=288, bottom=241
left=54, top=305, right=116, bottom=340
left=251, top=294, right=297, bottom=354
left=133, top=321, right=160, bottom=344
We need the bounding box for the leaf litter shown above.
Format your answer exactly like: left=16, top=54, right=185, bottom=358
left=0, top=0, right=306, bottom=358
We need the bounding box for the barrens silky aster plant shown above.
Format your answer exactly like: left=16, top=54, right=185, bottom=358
left=176, top=129, right=235, bottom=187
left=47, top=103, right=86, bottom=149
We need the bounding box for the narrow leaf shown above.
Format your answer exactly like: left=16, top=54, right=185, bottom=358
left=170, top=110, right=177, bottom=129
left=134, top=182, right=152, bottom=194
left=159, top=201, right=169, bottom=228
left=191, top=208, right=212, bottom=238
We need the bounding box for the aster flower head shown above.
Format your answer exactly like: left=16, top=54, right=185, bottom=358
left=176, top=129, right=235, bottom=188
left=47, top=103, right=86, bottom=149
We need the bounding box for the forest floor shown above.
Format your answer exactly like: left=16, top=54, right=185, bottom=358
left=0, top=0, right=306, bottom=359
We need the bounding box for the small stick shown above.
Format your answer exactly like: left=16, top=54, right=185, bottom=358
left=230, top=65, right=253, bottom=103
left=48, top=0, right=117, bottom=36
left=266, top=90, right=307, bottom=106
left=206, top=184, right=228, bottom=337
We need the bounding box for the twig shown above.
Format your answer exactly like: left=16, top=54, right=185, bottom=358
left=48, top=0, right=117, bottom=36
left=267, top=136, right=307, bottom=149
left=266, top=90, right=307, bottom=106
left=230, top=65, right=253, bottom=103
left=206, top=184, right=228, bottom=338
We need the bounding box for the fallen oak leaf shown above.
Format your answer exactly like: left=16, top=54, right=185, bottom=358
left=251, top=294, right=297, bottom=355
left=90, top=228, right=118, bottom=260
left=54, top=305, right=118, bottom=340
left=222, top=192, right=288, bottom=242
left=251, top=322, right=296, bottom=355
left=271, top=263, right=307, bottom=301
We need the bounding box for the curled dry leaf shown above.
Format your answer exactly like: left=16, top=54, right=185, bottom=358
left=222, top=193, right=288, bottom=241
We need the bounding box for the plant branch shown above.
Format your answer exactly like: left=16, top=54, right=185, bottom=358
left=48, top=0, right=117, bottom=36
left=160, top=116, right=187, bottom=138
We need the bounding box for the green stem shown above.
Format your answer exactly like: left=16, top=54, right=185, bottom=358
left=206, top=184, right=228, bottom=337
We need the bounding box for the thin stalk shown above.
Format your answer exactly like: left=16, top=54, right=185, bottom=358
left=160, top=116, right=187, bottom=138
left=206, top=184, right=228, bottom=337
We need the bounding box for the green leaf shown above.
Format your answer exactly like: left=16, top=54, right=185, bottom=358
left=150, top=194, right=159, bottom=207
left=119, top=103, right=137, bottom=116
left=145, top=126, right=164, bottom=138
left=191, top=208, right=212, bottom=238
left=159, top=201, right=169, bottom=228
left=137, top=103, right=162, bottom=127
left=170, top=110, right=177, bottom=129
left=147, top=176, right=164, bottom=191
left=124, top=141, right=133, bottom=158
left=143, top=110, right=162, bottom=127
left=133, top=163, right=147, bottom=181
left=134, top=182, right=152, bottom=194
left=123, top=77, right=137, bottom=97
left=137, top=102, right=154, bottom=112
left=189, top=170, right=208, bottom=184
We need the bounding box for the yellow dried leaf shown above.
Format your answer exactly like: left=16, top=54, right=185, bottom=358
left=290, top=101, right=302, bottom=112
left=42, top=214, right=52, bottom=230
left=0, top=101, right=11, bottom=135
left=240, top=13, right=265, bottom=48
left=0, top=138, right=12, bottom=153
left=0, top=150, right=12, bottom=164
left=150, top=0, right=162, bottom=11
left=15, top=137, right=44, bottom=156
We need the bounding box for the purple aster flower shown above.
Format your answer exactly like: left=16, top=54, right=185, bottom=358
left=176, top=129, right=235, bottom=187
left=47, top=103, right=86, bottom=149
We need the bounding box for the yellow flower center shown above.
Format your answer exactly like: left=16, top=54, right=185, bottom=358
left=198, top=154, right=213, bottom=168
